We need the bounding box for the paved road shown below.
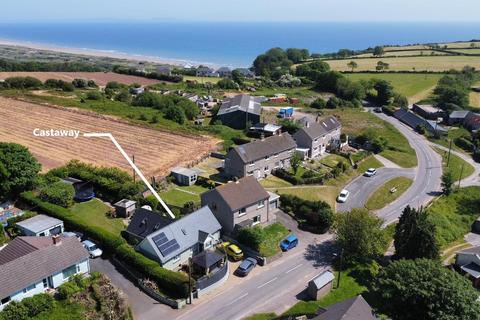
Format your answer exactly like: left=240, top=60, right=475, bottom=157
left=338, top=112, right=443, bottom=225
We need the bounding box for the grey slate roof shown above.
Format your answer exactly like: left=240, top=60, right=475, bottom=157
left=232, top=133, right=297, bottom=163
left=126, top=208, right=172, bottom=240
left=461, top=262, right=480, bottom=279
left=458, top=246, right=480, bottom=255
left=449, top=110, right=471, bottom=119
left=296, top=116, right=341, bottom=140
left=172, top=167, right=198, bottom=176
left=207, top=176, right=270, bottom=212
left=314, top=295, right=377, bottom=320
left=217, top=94, right=262, bottom=116
left=0, top=237, right=89, bottom=299
left=142, top=206, right=221, bottom=264
left=16, top=214, right=63, bottom=233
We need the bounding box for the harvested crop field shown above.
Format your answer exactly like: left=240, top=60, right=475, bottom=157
left=0, top=72, right=161, bottom=86
left=0, top=97, right=218, bottom=177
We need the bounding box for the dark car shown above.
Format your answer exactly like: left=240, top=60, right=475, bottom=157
left=235, top=257, right=257, bottom=277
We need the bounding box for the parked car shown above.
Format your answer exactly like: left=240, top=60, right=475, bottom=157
left=82, top=240, right=103, bottom=258
left=219, top=242, right=244, bottom=261
left=364, top=168, right=377, bottom=177
left=235, top=258, right=257, bottom=276
left=280, top=234, right=298, bottom=251
left=337, top=189, right=350, bottom=203
left=62, top=231, right=83, bottom=241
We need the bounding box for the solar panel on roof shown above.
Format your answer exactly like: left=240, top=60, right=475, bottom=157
left=152, top=232, right=168, bottom=246
left=158, top=239, right=180, bottom=257
left=162, top=242, right=180, bottom=256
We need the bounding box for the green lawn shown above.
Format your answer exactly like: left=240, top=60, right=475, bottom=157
left=346, top=73, right=442, bottom=99
left=434, top=147, right=475, bottom=182
left=322, top=109, right=417, bottom=168
left=258, top=223, right=290, bottom=257
left=243, top=314, right=277, bottom=320
left=274, top=186, right=338, bottom=209
left=33, top=301, right=86, bottom=320
left=260, top=175, right=293, bottom=188
left=325, top=156, right=383, bottom=188
left=365, top=177, right=413, bottom=210
left=427, top=186, right=480, bottom=248
left=158, top=183, right=210, bottom=207
left=183, top=75, right=222, bottom=84
left=70, top=199, right=124, bottom=235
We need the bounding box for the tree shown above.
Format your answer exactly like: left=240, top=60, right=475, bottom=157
left=0, top=143, right=41, bottom=200
left=231, top=69, right=245, bottom=85
left=310, top=98, right=327, bottom=109
left=290, top=152, right=301, bottom=175
left=347, top=60, right=358, bottom=72
left=394, top=206, right=439, bottom=260
left=333, top=208, right=388, bottom=265
left=336, top=78, right=366, bottom=101
left=441, top=170, right=454, bottom=195
left=376, top=61, right=389, bottom=71
left=393, top=93, right=408, bottom=108
left=252, top=48, right=292, bottom=77
left=164, top=105, right=186, bottom=124
left=217, top=78, right=239, bottom=90
left=373, top=79, right=394, bottom=105
left=39, top=182, right=75, bottom=208
left=372, top=259, right=480, bottom=320
left=72, top=78, right=88, bottom=88
left=373, top=46, right=385, bottom=57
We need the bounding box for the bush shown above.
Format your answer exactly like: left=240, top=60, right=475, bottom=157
left=454, top=137, right=475, bottom=152
left=279, top=194, right=333, bottom=232
left=39, top=181, right=75, bottom=207
left=0, top=294, right=54, bottom=320
left=272, top=168, right=327, bottom=185
left=310, top=98, right=327, bottom=109
left=164, top=105, right=186, bottom=124
left=86, top=91, right=103, bottom=100
left=237, top=227, right=265, bottom=251
left=57, top=281, right=82, bottom=300
left=4, top=76, right=43, bottom=89
left=72, top=78, right=88, bottom=88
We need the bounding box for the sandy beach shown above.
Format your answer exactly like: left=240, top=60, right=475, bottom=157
left=0, top=37, right=215, bottom=67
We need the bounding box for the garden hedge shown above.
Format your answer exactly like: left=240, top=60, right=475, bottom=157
left=20, top=192, right=189, bottom=298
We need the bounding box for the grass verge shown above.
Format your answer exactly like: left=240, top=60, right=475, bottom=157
left=365, top=177, right=413, bottom=210
left=433, top=147, right=475, bottom=182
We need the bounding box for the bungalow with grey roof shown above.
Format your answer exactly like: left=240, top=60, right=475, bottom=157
left=224, top=132, right=297, bottom=179
left=0, top=236, right=90, bottom=310
left=293, top=116, right=342, bottom=159
left=201, top=176, right=279, bottom=233
left=216, top=94, right=262, bottom=129
left=16, top=214, right=64, bottom=237
left=136, top=206, right=221, bottom=270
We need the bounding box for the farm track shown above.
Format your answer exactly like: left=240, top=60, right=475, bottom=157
left=0, top=97, right=219, bottom=177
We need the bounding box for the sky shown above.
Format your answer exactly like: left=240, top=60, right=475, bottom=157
left=0, top=0, right=479, bottom=23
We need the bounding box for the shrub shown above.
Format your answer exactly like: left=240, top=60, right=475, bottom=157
left=454, top=137, right=474, bottom=152
left=39, top=181, right=75, bottom=207
left=164, top=105, right=186, bottom=124
left=280, top=194, right=333, bottom=232
left=57, top=281, right=82, bottom=300
left=4, top=76, right=43, bottom=89
left=86, top=91, right=102, bottom=100
left=310, top=98, right=327, bottom=109
left=72, top=78, right=89, bottom=88
left=237, top=226, right=265, bottom=251
left=0, top=294, right=53, bottom=320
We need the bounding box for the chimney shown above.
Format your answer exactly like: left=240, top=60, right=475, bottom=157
left=52, top=235, right=61, bottom=246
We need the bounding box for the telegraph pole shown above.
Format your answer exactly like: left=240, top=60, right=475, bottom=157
left=458, top=163, right=465, bottom=189
left=447, top=140, right=453, bottom=167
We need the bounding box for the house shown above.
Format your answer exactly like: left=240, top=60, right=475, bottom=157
left=125, top=208, right=172, bottom=243
left=449, top=110, right=471, bottom=125
left=412, top=104, right=443, bottom=120
left=249, top=123, right=282, bottom=137
left=196, top=66, right=219, bottom=77
left=234, top=68, right=255, bottom=79
left=114, top=199, right=137, bottom=218
left=293, top=116, right=342, bottom=159
left=307, top=271, right=335, bottom=300
left=313, top=295, right=377, bottom=320
left=393, top=109, right=447, bottom=134
left=224, top=133, right=297, bottom=179
left=171, top=167, right=199, bottom=186
left=455, top=246, right=480, bottom=287
left=16, top=214, right=64, bottom=237
left=0, top=236, right=90, bottom=310
left=217, top=67, right=232, bottom=78
left=136, top=206, right=221, bottom=270
left=216, top=94, right=262, bottom=129
left=157, top=65, right=173, bottom=76
left=465, top=112, right=480, bottom=131
left=201, top=176, right=279, bottom=233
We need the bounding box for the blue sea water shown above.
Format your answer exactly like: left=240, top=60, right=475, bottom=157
left=0, top=22, right=479, bottom=67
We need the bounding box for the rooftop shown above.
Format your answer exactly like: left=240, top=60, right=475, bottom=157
left=16, top=214, right=63, bottom=233
left=310, top=270, right=335, bottom=289
left=126, top=208, right=172, bottom=240
left=296, top=116, right=341, bottom=139
left=232, top=133, right=296, bottom=163
left=217, top=94, right=262, bottom=116
left=172, top=167, right=199, bottom=176
left=313, top=295, right=377, bottom=320
left=114, top=199, right=136, bottom=208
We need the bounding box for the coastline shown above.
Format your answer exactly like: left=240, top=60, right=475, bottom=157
left=0, top=37, right=221, bottom=68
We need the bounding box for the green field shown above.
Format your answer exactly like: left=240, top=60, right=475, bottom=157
left=427, top=186, right=480, bottom=248
left=449, top=49, right=480, bottom=54
left=433, top=147, right=475, bottom=182
left=325, top=55, right=480, bottom=72
left=354, top=50, right=448, bottom=58
left=365, top=177, right=413, bottom=210
left=70, top=199, right=125, bottom=235
left=275, top=186, right=339, bottom=209
left=345, top=73, right=442, bottom=100
left=183, top=75, right=222, bottom=84
left=158, top=184, right=210, bottom=207
left=322, top=109, right=417, bottom=167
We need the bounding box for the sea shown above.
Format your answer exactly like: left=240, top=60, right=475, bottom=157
left=0, top=22, right=479, bottom=67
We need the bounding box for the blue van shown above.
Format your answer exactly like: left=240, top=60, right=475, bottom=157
left=280, top=234, right=298, bottom=251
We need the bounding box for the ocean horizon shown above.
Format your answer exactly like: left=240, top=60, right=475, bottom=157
left=0, top=22, right=479, bottom=67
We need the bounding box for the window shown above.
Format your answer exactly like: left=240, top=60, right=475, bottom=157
left=43, top=278, right=48, bottom=289
left=239, top=208, right=247, bottom=216
left=273, top=153, right=278, bottom=158
left=172, top=255, right=180, bottom=263
left=23, top=284, right=35, bottom=293
left=1, top=297, right=10, bottom=305
left=264, top=166, right=269, bottom=171
left=253, top=215, right=261, bottom=225
left=257, top=200, right=265, bottom=209
left=62, top=265, right=78, bottom=280
left=248, top=161, right=254, bottom=166
left=265, top=156, right=270, bottom=160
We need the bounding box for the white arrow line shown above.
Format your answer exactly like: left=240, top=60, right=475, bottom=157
left=83, top=132, right=175, bottom=219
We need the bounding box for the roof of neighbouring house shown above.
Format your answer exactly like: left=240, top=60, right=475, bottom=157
left=250, top=123, right=282, bottom=133
left=458, top=246, right=480, bottom=255
left=310, top=270, right=335, bottom=290
left=126, top=208, right=173, bottom=240
left=231, top=133, right=297, bottom=163
left=450, top=110, right=471, bottom=119
left=217, top=94, right=262, bottom=116
left=465, top=112, right=480, bottom=128
left=141, top=206, right=221, bottom=264
left=461, top=262, right=480, bottom=279
left=192, top=250, right=224, bottom=269
left=295, top=116, right=341, bottom=140
left=207, top=176, right=270, bottom=212
left=0, top=236, right=89, bottom=299
left=313, top=295, right=377, bottom=320
left=217, top=67, right=231, bottom=72
left=413, top=104, right=441, bottom=114
left=16, top=214, right=63, bottom=233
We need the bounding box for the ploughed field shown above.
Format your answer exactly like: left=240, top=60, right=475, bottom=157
left=0, top=97, right=218, bottom=176
left=0, top=72, right=161, bottom=86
